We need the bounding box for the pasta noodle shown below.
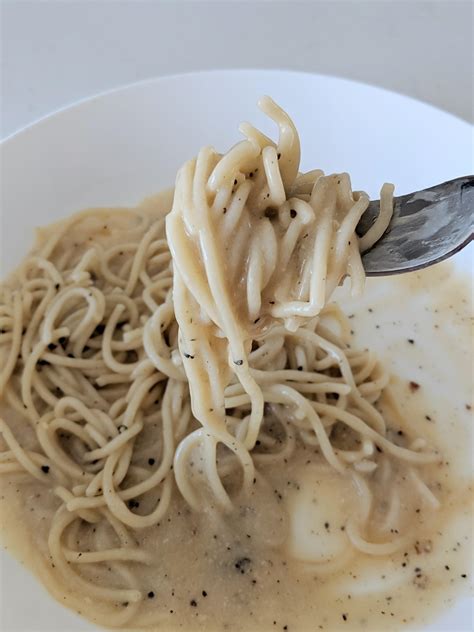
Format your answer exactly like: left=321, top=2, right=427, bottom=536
left=0, top=98, right=443, bottom=629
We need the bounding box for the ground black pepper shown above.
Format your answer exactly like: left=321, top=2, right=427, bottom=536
left=234, top=557, right=252, bottom=574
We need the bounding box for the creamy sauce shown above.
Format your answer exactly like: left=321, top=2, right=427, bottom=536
left=0, top=196, right=472, bottom=631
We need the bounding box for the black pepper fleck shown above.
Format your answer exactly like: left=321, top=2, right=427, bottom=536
left=234, top=557, right=252, bottom=574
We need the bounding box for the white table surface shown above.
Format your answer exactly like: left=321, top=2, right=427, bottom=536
left=1, top=0, right=473, bottom=140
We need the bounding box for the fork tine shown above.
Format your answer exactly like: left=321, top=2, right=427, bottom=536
left=360, top=176, right=474, bottom=276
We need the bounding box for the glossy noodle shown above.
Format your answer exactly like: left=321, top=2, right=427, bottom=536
left=0, top=98, right=453, bottom=629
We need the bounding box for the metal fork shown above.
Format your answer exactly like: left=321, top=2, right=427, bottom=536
left=358, top=176, right=474, bottom=275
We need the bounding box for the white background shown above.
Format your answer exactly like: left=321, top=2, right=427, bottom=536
left=1, top=0, right=473, bottom=140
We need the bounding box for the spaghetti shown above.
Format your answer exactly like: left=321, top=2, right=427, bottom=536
left=0, top=98, right=441, bottom=628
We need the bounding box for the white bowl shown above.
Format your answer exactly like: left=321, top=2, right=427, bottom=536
left=0, top=70, right=472, bottom=631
